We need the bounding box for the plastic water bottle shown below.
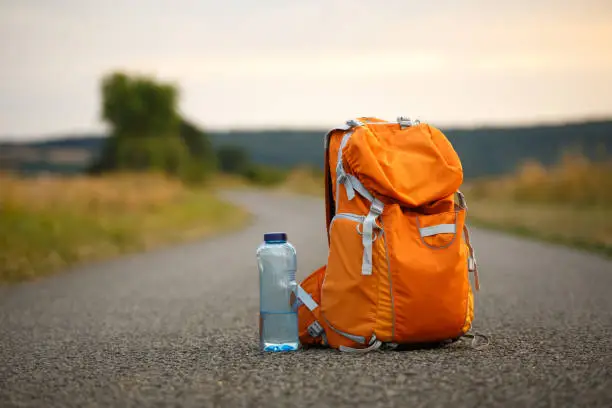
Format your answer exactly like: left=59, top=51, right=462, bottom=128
left=257, top=232, right=299, bottom=352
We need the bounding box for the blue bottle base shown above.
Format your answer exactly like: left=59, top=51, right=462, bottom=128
left=263, top=342, right=300, bottom=352
left=259, top=311, right=299, bottom=352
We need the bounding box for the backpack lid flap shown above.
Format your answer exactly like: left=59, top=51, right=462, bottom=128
left=343, top=122, right=463, bottom=207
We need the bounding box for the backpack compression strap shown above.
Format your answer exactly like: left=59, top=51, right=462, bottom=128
left=457, top=190, right=480, bottom=291
left=296, top=284, right=327, bottom=344
left=334, top=124, right=384, bottom=276
left=323, top=120, right=362, bottom=244
left=463, top=224, right=480, bottom=291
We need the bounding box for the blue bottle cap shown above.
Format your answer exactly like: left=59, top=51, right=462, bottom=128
left=264, top=232, right=287, bottom=242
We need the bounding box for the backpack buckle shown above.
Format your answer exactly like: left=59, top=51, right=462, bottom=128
left=398, top=116, right=412, bottom=128
left=398, top=116, right=420, bottom=128
left=370, top=199, right=384, bottom=216
left=346, top=119, right=363, bottom=128
left=307, top=321, right=324, bottom=338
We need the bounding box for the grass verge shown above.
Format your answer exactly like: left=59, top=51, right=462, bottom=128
left=462, top=199, right=612, bottom=258
left=0, top=172, right=251, bottom=284
left=462, top=152, right=612, bottom=257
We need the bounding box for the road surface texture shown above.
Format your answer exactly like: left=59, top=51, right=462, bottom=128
left=1, top=190, right=611, bottom=408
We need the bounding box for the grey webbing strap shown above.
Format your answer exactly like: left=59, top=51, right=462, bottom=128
left=336, top=131, right=356, bottom=204
left=419, top=224, right=456, bottom=237
left=296, top=285, right=318, bottom=311
left=361, top=198, right=384, bottom=275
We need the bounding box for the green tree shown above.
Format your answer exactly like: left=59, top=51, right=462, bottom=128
left=179, top=119, right=217, bottom=172
left=101, top=72, right=179, bottom=137
left=216, top=145, right=251, bottom=175
left=89, top=71, right=216, bottom=183
left=176, top=119, right=219, bottom=184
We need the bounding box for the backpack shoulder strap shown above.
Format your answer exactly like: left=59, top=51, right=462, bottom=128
left=323, top=119, right=364, bottom=243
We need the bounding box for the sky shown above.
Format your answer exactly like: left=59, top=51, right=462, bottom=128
left=1, top=0, right=612, bottom=140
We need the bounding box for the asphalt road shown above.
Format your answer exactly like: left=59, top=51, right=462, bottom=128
left=1, top=190, right=611, bottom=408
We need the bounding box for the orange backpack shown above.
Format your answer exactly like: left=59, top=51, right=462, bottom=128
left=295, top=117, right=482, bottom=352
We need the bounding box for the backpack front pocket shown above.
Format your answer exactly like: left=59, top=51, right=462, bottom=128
left=320, top=213, right=383, bottom=347
left=384, top=205, right=471, bottom=343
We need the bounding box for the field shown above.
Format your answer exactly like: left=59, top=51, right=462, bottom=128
left=0, top=173, right=250, bottom=283
left=462, top=152, right=612, bottom=256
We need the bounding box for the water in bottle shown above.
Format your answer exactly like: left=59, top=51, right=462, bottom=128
left=257, top=232, right=299, bottom=352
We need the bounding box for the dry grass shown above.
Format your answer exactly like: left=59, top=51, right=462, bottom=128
left=464, top=200, right=612, bottom=254
left=1, top=172, right=185, bottom=213
left=278, top=167, right=325, bottom=197
left=463, top=152, right=612, bottom=256
left=0, top=172, right=250, bottom=283
left=466, top=152, right=612, bottom=207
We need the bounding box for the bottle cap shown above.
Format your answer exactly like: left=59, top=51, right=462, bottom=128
left=264, top=232, right=287, bottom=242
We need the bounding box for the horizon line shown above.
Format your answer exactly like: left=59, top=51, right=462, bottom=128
left=1, top=113, right=611, bottom=144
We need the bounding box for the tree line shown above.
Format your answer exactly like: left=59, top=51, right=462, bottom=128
left=207, top=122, right=612, bottom=180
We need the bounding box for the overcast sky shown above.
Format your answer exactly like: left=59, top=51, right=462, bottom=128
left=1, top=0, right=612, bottom=139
